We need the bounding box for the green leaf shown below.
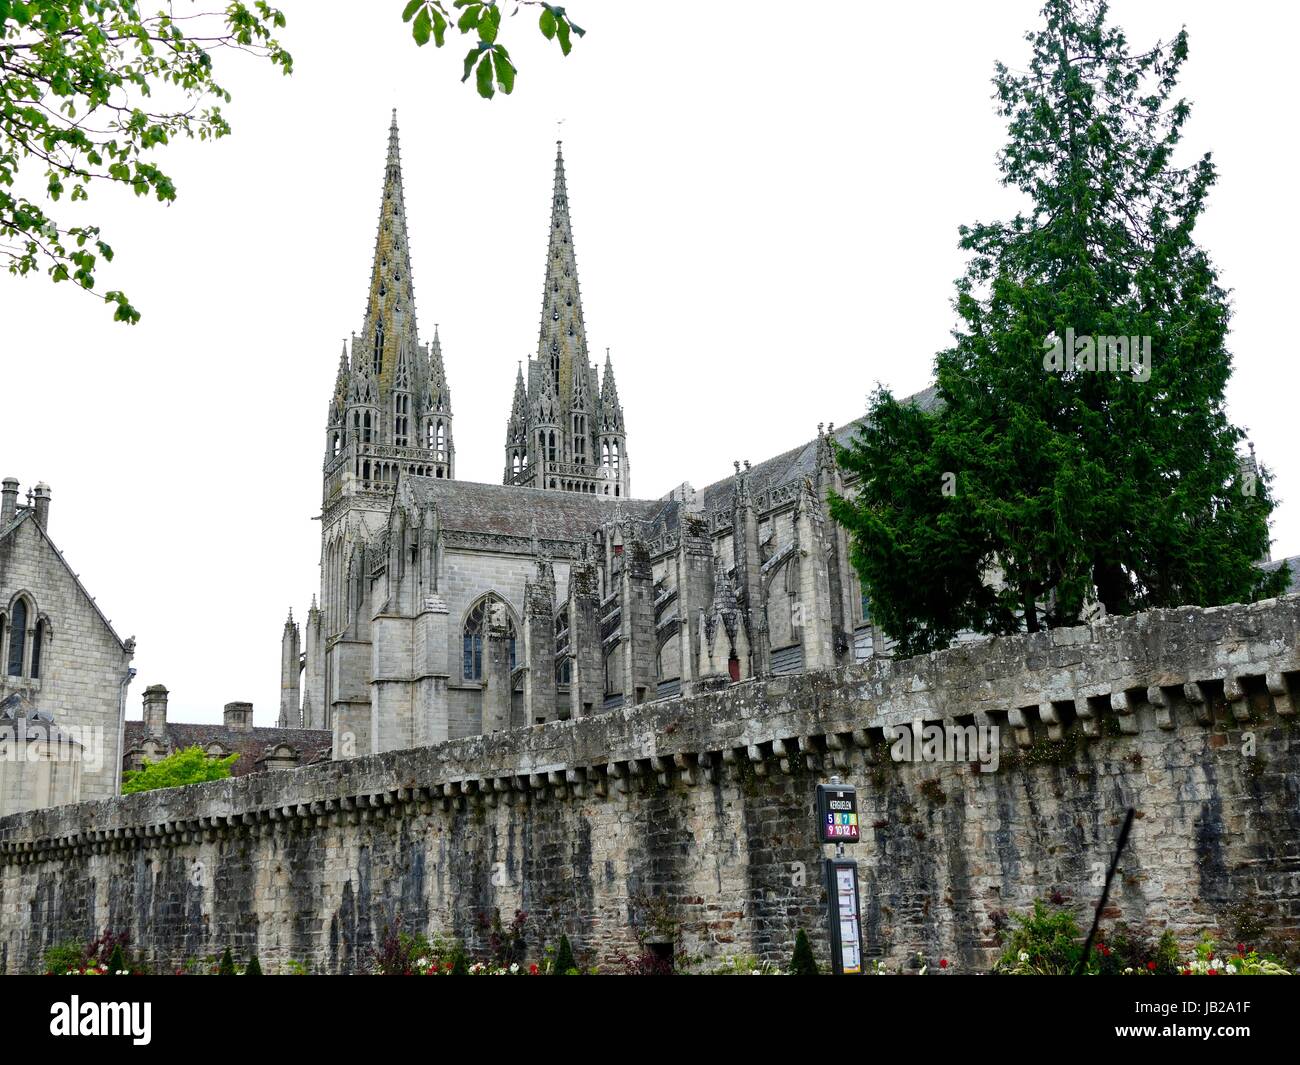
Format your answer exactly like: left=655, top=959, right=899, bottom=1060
left=412, top=7, right=432, bottom=46
left=556, top=19, right=571, bottom=55
left=539, top=6, right=556, bottom=39
left=462, top=45, right=480, bottom=82
left=478, top=3, right=500, bottom=43
left=476, top=51, right=495, bottom=98
left=493, top=46, right=515, bottom=95
left=457, top=4, right=480, bottom=33
left=401, top=0, right=423, bottom=22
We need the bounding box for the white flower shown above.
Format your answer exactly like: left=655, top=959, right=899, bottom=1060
left=416, top=957, right=428, bottom=968
left=1226, top=964, right=1237, bottom=975
left=1018, top=951, right=1029, bottom=963
left=510, top=962, right=520, bottom=973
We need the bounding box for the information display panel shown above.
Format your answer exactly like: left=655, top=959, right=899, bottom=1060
left=824, top=857, right=863, bottom=974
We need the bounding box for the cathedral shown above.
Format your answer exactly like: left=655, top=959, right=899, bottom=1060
left=278, top=115, right=894, bottom=758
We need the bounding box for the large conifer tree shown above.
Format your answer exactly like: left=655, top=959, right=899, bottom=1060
left=832, top=0, right=1287, bottom=657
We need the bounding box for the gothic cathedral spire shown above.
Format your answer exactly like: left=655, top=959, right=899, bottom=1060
left=318, top=113, right=455, bottom=640
left=503, top=141, right=630, bottom=497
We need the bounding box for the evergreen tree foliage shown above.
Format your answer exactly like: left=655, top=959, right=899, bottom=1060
left=832, top=0, right=1287, bottom=656
left=789, top=929, right=819, bottom=975
left=553, top=933, right=577, bottom=974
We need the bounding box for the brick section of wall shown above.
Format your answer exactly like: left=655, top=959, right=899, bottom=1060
left=1, top=596, right=1297, bottom=974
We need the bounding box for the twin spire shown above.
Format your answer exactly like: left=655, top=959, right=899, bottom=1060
left=326, top=117, right=627, bottom=496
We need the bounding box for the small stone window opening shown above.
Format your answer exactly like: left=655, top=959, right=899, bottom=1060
left=6, top=598, right=26, bottom=676
left=31, top=619, right=45, bottom=679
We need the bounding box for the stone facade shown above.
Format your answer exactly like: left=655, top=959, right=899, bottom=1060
left=0, top=478, right=135, bottom=815
left=278, top=116, right=945, bottom=760
left=5, top=595, right=1298, bottom=974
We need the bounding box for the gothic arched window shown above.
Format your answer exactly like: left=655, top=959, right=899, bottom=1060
left=373, top=324, right=384, bottom=376
left=547, top=431, right=557, bottom=463
left=363, top=411, right=372, bottom=444
left=31, top=619, right=45, bottom=679
left=435, top=420, right=446, bottom=459
left=462, top=595, right=516, bottom=681
left=7, top=598, right=27, bottom=676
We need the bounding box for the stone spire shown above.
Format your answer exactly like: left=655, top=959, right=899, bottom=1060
left=600, top=349, right=624, bottom=432
left=500, top=140, right=629, bottom=493
left=363, top=110, right=419, bottom=399
left=538, top=140, right=587, bottom=414
left=507, top=362, right=528, bottom=444
left=428, top=324, right=450, bottom=414
left=330, top=340, right=350, bottom=422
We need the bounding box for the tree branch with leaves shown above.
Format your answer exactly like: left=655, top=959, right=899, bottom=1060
left=1, top=0, right=291, bottom=322
left=401, top=0, right=583, bottom=99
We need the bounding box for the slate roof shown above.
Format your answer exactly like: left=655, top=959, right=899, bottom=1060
left=123, top=720, right=331, bottom=778
left=694, top=384, right=941, bottom=516
left=405, top=477, right=668, bottom=543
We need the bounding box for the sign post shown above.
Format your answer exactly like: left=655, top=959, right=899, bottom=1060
left=816, top=778, right=862, bottom=974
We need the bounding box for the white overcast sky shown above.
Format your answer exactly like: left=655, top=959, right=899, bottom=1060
left=2, top=1, right=1296, bottom=725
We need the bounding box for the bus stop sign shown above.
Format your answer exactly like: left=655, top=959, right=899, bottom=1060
left=816, top=781, right=860, bottom=844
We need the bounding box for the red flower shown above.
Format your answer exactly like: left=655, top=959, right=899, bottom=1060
left=1236, top=943, right=1245, bottom=955
left=939, top=958, right=948, bottom=969
left=1099, top=945, right=1110, bottom=957
left=1181, top=968, right=1192, bottom=976
left=529, top=963, right=539, bottom=975
left=1208, top=969, right=1218, bottom=976
left=1146, top=961, right=1156, bottom=971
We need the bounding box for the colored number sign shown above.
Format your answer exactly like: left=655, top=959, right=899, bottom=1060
left=815, top=783, right=860, bottom=844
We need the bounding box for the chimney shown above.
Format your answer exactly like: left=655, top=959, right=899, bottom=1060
left=32, top=482, right=50, bottom=531
left=1, top=478, right=17, bottom=525
left=142, top=684, right=169, bottom=737
left=223, top=701, right=254, bottom=731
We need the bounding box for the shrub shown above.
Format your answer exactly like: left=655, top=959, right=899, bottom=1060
left=44, top=941, right=87, bottom=975
left=1094, top=925, right=1180, bottom=976
left=789, top=930, right=819, bottom=975
left=995, top=899, right=1086, bottom=974
left=553, top=934, right=577, bottom=975
left=372, top=920, right=436, bottom=976
left=122, top=745, right=239, bottom=794
left=106, top=944, right=127, bottom=975
left=245, top=955, right=263, bottom=976
left=218, top=947, right=236, bottom=976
